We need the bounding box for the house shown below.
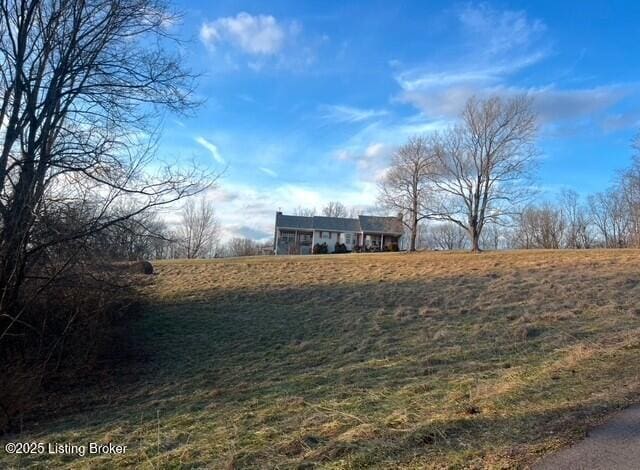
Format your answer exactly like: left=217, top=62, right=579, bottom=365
left=273, top=211, right=403, bottom=255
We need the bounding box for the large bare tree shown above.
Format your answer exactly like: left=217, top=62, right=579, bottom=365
left=0, top=0, right=215, bottom=332
left=378, top=136, right=436, bottom=251
left=431, top=96, right=538, bottom=251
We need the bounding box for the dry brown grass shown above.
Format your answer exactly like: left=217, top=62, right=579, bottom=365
left=3, top=249, right=640, bottom=468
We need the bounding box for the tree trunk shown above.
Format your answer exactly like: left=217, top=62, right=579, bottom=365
left=409, top=213, right=417, bottom=252
left=470, top=224, right=482, bottom=252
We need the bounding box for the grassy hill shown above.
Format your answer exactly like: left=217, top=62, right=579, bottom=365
left=4, top=250, right=640, bottom=468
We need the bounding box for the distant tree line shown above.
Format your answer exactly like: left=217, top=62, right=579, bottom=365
left=108, top=197, right=275, bottom=260
left=293, top=201, right=361, bottom=218
left=378, top=94, right=640, bottom=252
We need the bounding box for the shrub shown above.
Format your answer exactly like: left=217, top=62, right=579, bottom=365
left=0, top=266, right=139, bottom=432
left=390, top=243, right=399, bottom=252
left=313, top=243, right=328, bottom=254
left=128, top=260, right=154, bottom=274
left=334, top=243, right=348, bottom=254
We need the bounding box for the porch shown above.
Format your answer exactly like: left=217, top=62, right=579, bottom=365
left=276, top=229, right=313, bottom=255
left=357, top=233, right=400, bottom=251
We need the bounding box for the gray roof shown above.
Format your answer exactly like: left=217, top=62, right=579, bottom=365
left=358, top=215, right=404, bottom=234
left=275, top=212, right=403, bottom=234
left=275, top=213, right=313, bottom=230
left=313, top=216, right=360, bottom=231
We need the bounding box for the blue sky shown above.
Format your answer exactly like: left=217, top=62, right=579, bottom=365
left=159, top=1, right=640, bottom=240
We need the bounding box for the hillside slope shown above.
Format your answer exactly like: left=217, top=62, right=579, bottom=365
left=3, top=250, right=640, bottom=468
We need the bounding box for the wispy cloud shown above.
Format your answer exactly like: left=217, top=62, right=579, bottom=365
left=195, top=136, right=225, bottom=164
left=319, top=104, right=388, bottom=123
left=259, top=167, right=278, bottom=177
left=391, top=4, right=635, bottom=132
left=394, top=4, right=551, bottom=120
left=395, top=51, right=547, bottom=92
left=457, top=3, right=547, bottom=57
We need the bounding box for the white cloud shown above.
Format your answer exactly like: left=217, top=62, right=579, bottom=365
left=399, top=82, right=632, bottom=126
left=207, top=181, right=381, bottom=242
left=457, top=3, right=547, bottom=57
left=200, top=12, right=288, bottom=55
left=319, top=104, right=388, bottom=123
left=364, top=143, right=386, bottom=159
left=334, top=149, right=352, bottom=161
left=391, top=5, right=634, bottom=130
left=393, top=4, right=551, bottom=120
left=259, top=167, right=278, bottom=177
left=195, top=136, right=225, bottom=164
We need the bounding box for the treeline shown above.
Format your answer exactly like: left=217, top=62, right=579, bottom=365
left=413, top=158, right=640, bottom=251
left=512, top=157, right=640, bottom=249
left=377, top=94, right=640, bottom=252
left=104, top=197, right=273, bottom=260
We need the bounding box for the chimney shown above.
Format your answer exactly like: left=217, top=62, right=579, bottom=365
left=397, top=212, right=403, bottom=220
left=276, top=211, right=282, bottom=216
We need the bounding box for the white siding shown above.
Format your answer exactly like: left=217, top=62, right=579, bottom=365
left=314, top=230, right=337, bottom=252
left=313, top=230, right=358, bottom=252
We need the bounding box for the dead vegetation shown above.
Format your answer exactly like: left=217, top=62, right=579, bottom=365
left=3, top=250, right=640, bottom=468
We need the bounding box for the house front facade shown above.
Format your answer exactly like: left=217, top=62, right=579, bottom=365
left=274, top=212, right=403, bottom=255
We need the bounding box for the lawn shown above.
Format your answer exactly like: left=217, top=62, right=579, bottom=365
left=3, top=250, right=640, bottom=468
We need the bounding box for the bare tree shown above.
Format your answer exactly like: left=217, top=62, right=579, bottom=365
left=618, top=154, right=640, bottom=247
left=322, top=201, right=348, bottom=218
left=97, top=208, right=170, bottom=260
left=480, top=223, right=503, bottom=250
left=559, top=189, right=593, bottom=248
left=0, top=0, right=216, bottom=324
left=425, top=222, right=469, bottom=250
left=589, top=188, right=629, bottom=248
left=431, top=96, right=538, bottom=252
left=178, top=197, right=219, bottom=259
left=378, top=136, right=436, bottom=251
left=293, top=206, right=316, bottom=217
left=515, top=204, right=565, bottom=249
left=224, top=237, right=261, bottom=257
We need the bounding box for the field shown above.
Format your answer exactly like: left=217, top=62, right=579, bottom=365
left=3, top=250, right=640, bottom=468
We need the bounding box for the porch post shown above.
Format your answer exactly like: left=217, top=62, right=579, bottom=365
left=381, top=233, right=384, bottom=251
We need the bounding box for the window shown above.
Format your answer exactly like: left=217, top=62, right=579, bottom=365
left=344, top=233, right=353, bottom=244
left=280, top=231, right=295, bottom=243
left=321, top=231, right=331, bottom=239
